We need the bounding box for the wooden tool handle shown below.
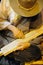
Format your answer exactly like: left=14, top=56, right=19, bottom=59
left=24, top=26, right=43, bottom=42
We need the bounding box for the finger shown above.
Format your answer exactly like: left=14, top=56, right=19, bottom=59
left=16, top=46, right=24, bottom=50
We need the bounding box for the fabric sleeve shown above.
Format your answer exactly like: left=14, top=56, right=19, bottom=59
left=0, top=21, right=11, bottom=30
left=8, top=7, right=19, bottom=23
left=1, top=0, right=21, bottom=24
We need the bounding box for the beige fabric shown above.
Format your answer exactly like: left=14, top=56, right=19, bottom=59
left=0, top=0, right=18, bottom=30
left=0, top=21, right=10, bottom=30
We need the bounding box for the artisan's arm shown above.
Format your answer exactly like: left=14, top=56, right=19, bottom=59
left=7, top=8, right=24, bottom=38
left=1, top=0, right=24, bottom=39
left=7, top=24, right=24, bottom=38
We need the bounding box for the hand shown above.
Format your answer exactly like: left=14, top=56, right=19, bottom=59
left=7, top=24, right=24, bottom=39
left=17, top=42, right=30, bottom=50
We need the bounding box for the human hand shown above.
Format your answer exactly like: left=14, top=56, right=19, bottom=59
left=17, top=42, right=30, bottom=50
left=7, top=24, right=24, bottom=39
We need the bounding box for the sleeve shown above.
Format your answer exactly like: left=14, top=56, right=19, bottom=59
left=8, top=7, right=19, bottom=23
left=8, top=7, right=22, bottom=24
left=1, top=0, right=10, bottom=13
left=0, top=21, right=11, bottom=30
left=1, top=0, right=21, bottom=24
